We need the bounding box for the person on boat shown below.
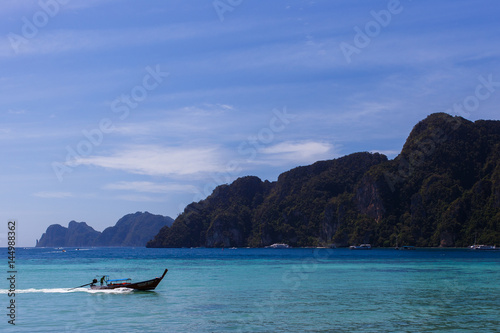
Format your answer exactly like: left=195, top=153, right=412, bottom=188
left=100, top=276, right=106, bottom=286
left=90, top=278, right=97, bottom=287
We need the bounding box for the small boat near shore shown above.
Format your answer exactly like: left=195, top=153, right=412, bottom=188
left=87, top=269, right=168, bottom=291
left=395, top=245, right=416, bottom=250
left=349, top=244, right=371, bottom=250
left=469, top=245, right=497, bottom=251
left=265, top=243, right=290, bottom=249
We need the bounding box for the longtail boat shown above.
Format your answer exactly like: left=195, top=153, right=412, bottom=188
left=89, top=269, right=168, bottom=291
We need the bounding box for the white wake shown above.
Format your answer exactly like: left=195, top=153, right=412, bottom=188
left=0, top=287, right=134, bottom=294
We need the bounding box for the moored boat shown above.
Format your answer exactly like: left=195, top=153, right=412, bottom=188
left=469, top=245, right=497, bottom=251
left=265, top=243, right=290, bottom=249
left=397, top=245, right=416, bottom=250
left=89, top=269, right=168, bottom=291
left=349, top=244, right=371, bottom=250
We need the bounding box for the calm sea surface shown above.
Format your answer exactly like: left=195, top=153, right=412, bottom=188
left=1, top=247, right=499, bottom=332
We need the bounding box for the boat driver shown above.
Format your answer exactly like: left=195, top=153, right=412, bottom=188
left=100, top=276, right=106, bottom=286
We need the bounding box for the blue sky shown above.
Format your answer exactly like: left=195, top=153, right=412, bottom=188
left=1, top=0, right=499, bottom=246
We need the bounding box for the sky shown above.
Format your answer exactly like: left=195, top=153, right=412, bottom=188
left=1, top=0, right=499, bottom=247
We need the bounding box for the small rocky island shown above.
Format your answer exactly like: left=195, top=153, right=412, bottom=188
left=36, top=211, right=173, bottom=247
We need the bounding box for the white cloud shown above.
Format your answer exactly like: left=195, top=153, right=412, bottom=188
left=0, top=128, right=11, bottom=135
left=8, top=109, right=25, bottom=114
left=217, top=104, right=234, bottom=111
left=0, top=0, right=113, bottom=15
left=103, top=181, right=198, bottom=194
left=1, top=18, right=255, bottom=58
left=33, top=192, right=73, bottom=199
left=72, top=145, right=224, bottom=177
left=110, top=104, right=237, bottom=138
left=257, top=141, right=336, bottom=166
left=112, top=194, right=165, bottom=202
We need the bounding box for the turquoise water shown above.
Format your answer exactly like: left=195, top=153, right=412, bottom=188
left=1, top=248, right=499, bottom=332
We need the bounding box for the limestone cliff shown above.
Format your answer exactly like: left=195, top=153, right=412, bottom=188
left=36, top=212, right=173, bottom=247
left=36, top=221, right=100, bottom=247
left=93, top=212, right=173, bottom=246
left=147, top=113, right=500, bottom=248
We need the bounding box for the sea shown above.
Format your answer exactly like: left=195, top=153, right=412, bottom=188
left=1, top=247, right=499, bottom=332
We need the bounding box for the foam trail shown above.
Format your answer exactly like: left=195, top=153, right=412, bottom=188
left=0, top=288, right=134, bottom=294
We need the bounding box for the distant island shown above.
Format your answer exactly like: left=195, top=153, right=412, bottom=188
left=147, top=113, right=500, bottom=248
left=36, top=211, right=173, bottom=247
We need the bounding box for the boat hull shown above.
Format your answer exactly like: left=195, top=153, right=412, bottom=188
left=90, top=269, right=168, bottom=291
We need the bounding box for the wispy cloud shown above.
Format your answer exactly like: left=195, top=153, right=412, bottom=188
left=0, top=26, right=167, bottom=57
left=256, top=141, right=336, bottom=166
left=0, top=128, right=11, bottom=136
left=7, top=109, right=26, bottom=114
left=0, top=0, right=115, bottom=15
left=217, top=104, right=234, bottom=111
left=1, top=17, right=259, bottom=57
left=33, top=191, right=73, bottom=199
left=112, top=194, right=166, bottom=202
left=109, top=104, right=241, bottom=141
left=71, top=145, right=224, bottom=177
left=103, top=181, right=198, bottom=194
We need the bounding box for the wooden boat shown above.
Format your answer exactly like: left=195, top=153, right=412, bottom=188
left=90, top=269, right=168, bottom=291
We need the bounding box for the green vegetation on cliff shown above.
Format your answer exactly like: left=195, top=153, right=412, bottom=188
left=147, top=113, right=500, bottom=248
